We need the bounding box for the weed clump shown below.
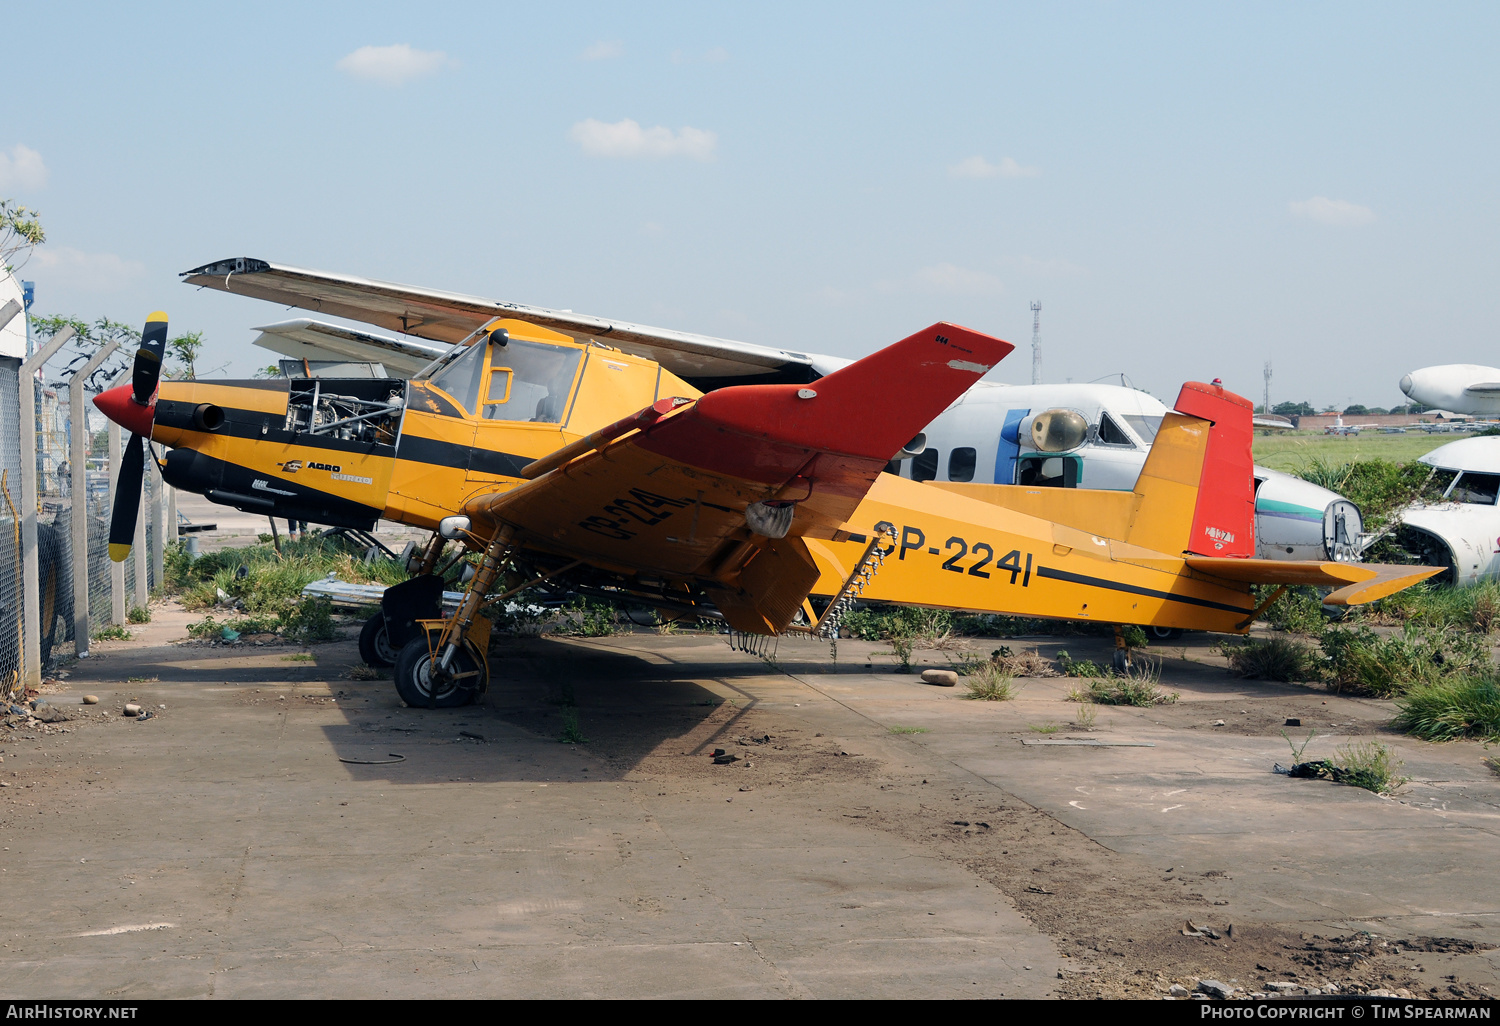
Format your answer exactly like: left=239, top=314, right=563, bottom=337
left=558, top=709, right=587, bottom=744
left=1280, top=731, right=1408, bottom=794
left=1393, top=674, right=1500, bottom=742
left=1067, top=659, right=1178, bottom=706
left=552, top=597, right=622, bottom=638
left=1055, top=650, right=1106, bottom=678
left=963, top=665, right=1017, bottom=701
left=1223, top=636, right=1320, bottom=682
left=126, top=604, right=151, bottom=624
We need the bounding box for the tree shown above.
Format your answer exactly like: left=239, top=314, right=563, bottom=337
left=1273, top=400, right=1316, bottom=417
left=253, top=364, right=282, bottom=379
left=0, top=199, right=45, bottom=272
left=165, top=330, right=205, bottom=380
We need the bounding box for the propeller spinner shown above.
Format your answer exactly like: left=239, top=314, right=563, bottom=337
left=93, top=311, right=168, bottom=562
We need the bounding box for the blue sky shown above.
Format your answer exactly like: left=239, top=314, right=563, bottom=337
left=5, top=2, right=1497, bottom=408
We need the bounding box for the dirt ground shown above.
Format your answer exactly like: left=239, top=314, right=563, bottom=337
left=3, top=606, right=1497, bottom=999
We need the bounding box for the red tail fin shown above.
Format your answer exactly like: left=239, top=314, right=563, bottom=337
left=1174, top=381, right=1255, bottom=557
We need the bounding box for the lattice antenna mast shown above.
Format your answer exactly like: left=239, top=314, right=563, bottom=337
left=1263, top=361, right=1273, bottom=414
left=1030, top=301, right=1042, bottom=385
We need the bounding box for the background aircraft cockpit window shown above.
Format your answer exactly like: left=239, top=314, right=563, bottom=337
left=1017, top=454, right=1080, bottom=488
left=1097, top=413, right=1133, bottom=446
left=948, top=447, right=976, bottom=482
left=1448, top=472, right=1500, bottom=505
left=1122, top=414, right=1163, bottom=442
left=912, top=449, right=940, bottom=482
left=483, top=339, right=584, bottom=423
left=427, top=340, right=486, bottom=414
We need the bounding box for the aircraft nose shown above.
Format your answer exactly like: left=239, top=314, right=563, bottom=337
left=1399, top=373, right=1414, bottom=398
left=93, top=383, right=156, bottom=437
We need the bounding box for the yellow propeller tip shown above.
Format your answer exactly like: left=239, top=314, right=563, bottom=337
left=146, top=311, right=168, bottom=323
left=108, top=543, right=133, bottom=563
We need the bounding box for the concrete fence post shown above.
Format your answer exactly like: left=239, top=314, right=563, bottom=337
left=68, top=341, right=120, bottom=658
left=19, top=326, right=77, bottom=687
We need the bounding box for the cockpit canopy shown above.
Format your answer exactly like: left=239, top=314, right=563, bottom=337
left=416, top=326, right=585, bottom=423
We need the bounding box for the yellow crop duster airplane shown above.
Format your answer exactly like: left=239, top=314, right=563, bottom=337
left=96, top=305, right=1437, bottom=707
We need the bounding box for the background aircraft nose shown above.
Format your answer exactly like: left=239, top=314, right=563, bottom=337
left=1399, top=373, right=1414, bottom=397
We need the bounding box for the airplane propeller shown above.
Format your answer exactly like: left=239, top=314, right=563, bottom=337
left=96, top=311, right=169, bottom=562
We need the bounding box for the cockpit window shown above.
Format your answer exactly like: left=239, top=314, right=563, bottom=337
left=483, top=339, right=583, bottom=423
left=1448, top=471, right=1500, bottom=505
left=426, top=340, right=486, bottom=414
left=1097, top=412, right=1134, bottom=446
left=1121, top=414, right=1163, bottom=442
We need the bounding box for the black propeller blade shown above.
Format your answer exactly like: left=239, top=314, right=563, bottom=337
left=131, top=311, right=168, bottom=405
left=111, top=311, right=167, bottom=563
left=109, top=434, right=145, bottom=563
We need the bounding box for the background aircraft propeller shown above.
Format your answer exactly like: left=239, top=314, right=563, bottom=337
left=106, top=311, right=168, bottom=562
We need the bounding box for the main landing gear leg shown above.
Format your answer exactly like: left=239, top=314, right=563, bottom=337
left=362, top=532, right=450, bottom=669
left=1112, top=626, right=1132, bottom=674
left=392, top=524, right=513, bottom=710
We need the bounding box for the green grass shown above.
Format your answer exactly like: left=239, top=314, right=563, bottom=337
left=126, top=604, right=151, bottom=624
left=887, top=725, right=929, bottom=734
left=558, top=709, right=587, bottom=744
left=1253, top=431, right=1457, bottom=473
left=1029, top=723, right=1062, bottom=734
left=281, top=653, right=314, bottom=662
left=94, top=624, right=130, bottom=641
left=1321, top=623, right=1490, bottom=697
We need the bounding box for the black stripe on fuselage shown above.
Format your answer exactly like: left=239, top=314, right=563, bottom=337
left=393, top=434, right=532, bottom=477
left=155, top=398, right=397, bottom=458
left=1034, top=565, right=1253, bottom=615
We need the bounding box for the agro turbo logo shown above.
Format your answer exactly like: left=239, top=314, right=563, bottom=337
left=278, top=460, right=341, bottom=474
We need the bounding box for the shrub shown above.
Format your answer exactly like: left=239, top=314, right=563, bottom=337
left=184, top=616, right=222, bottom=640
left=94, top=624, right=130, bottom=641
left=1224, top=636, right=1319, bottom=682
left=552, top=597, right=622, bottom=638
left=126, top=604, right=151, bottom=624
left=1055, top=650, right=1105, bottom=678
left=1320, top=623, right=1487, bottom=697
left=1260, top=586, right=1328, bottom=635
left=280, top=596, right=336, bottom=643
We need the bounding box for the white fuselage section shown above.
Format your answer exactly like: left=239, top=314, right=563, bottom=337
left=1400, top=364, right=1500, bottom=417
left=1395, top=437, right=1500, bottom=586
left=890, top=381, right=1361, bottom=562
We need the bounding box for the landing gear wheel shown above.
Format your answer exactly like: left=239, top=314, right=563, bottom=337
left=1112, top=647, right=1132, bottom=674
left=1148, top=625, right=1184, bottom=641
left=358, top=613, right=399, bottom=668
left=393, top=630, right=487, bottom=709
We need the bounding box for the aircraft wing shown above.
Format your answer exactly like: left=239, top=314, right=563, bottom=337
left=182, top=257, right=835, bottom=385
left=252, top=318, right=447, bottom=377
left=460, top=322, right=1013, bottom=633
left=1465, top=382, right=1500, bottom=395
left=1252, top=414, right=1296, bottom=430
left=1184, top=556, right=1441, bottom=606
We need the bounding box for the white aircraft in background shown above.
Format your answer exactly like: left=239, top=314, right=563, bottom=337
left=180, top=257, right=1366, bottom=580
left=1400, top=364, right=1500, bottom=417
left=1384, top=437, right=1500, bottom=586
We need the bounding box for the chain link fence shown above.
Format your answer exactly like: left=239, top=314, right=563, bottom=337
left=1, top=328, right=162, bottom=699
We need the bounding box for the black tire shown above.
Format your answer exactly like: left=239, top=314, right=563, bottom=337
left=358, top=613, right=399, bottom=668
left=392, top=630, right=486, bottom=709
left=1148, top=625, right=1184, bottom=641
left=1111, top=647, right=1132, bottom=674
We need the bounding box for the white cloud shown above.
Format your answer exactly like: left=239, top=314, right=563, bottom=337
left=570, top=118, right=717, bottom=161
left=948, top=155, right=1040, bottom=180
left=1003, top=254, right=1087, bottom=277
left=0, top=144, right=48, bottom=192
left=671, top=46, right=730, bottom=64
left=913, top=263, right=1006, bottom=296
left=1289, top=196, right=1376, bottom=227
left=581, top=40, right=624, bottom=61
left=32, top=247, right=146, bottom=292
left=336, top=44, right=451, bottom=85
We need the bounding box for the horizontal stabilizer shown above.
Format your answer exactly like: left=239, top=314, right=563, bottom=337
left=1184, top=557, right=1441, bottom=606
